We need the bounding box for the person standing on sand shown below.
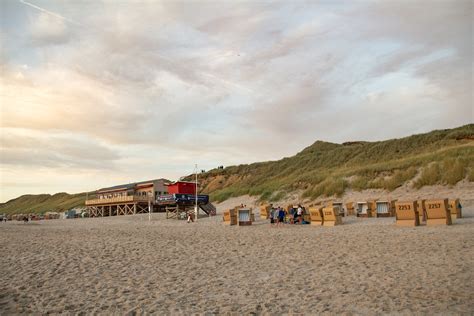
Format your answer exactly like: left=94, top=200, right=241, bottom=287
left=187, top=212, right=194, bottom=223
left=296, top=205, right=303, bottom=224
left=278, top=207, right=285, bottom=227
left=272, top=207, right=279, bottom=226
left=275, top=207, right=280, bottom=225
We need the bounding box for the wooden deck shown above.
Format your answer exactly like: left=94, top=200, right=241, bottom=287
left=85, top=196, right=153, bottom=217
left=85, top=196, right=150, bottom=206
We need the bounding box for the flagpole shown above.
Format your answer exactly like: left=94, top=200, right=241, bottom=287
left=148, top=197, right=151, bottom=222
left=195, top=164, right=198, bottom=222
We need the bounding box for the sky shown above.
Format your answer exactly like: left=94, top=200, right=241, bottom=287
left=0, top=0, right=473, bottom=202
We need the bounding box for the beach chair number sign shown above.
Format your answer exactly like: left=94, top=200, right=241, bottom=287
left=425, top=199, right=452, bottom=226
left=395, top=202, right=419, bottom=227
left=309, top=207, right=323, bottom=226
left=322, top=207, right=342, bottom=226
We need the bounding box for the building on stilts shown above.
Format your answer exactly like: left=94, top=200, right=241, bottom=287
left=85, top=180, right=216, bottom=218
left=85, top=179, right=169, bottom=217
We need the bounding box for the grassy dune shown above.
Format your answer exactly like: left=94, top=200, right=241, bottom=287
left=0, top=192, right=89, bottom=215
left=188, top=124, right=474, bottom=202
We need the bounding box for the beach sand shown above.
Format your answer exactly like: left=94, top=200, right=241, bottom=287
left=1, top=205, right=473, bottom=314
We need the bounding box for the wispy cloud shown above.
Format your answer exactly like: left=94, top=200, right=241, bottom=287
left=20, top=0, right=82, bottom=26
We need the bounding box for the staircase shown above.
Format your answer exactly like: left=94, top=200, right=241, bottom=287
left=200, top=203, right=217, bottom=216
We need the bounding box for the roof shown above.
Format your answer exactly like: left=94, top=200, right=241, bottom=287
left=165, top=181, right=199, bottom=186
left=97, top=178, right=170, bottom=193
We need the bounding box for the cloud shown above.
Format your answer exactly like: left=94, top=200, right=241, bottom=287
left=29, top=12, right=70, bottom=45
left=0, top=129, right=119, bottom=169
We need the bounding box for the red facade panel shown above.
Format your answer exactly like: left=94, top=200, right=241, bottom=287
left=167, top=182, right=196, bottom=195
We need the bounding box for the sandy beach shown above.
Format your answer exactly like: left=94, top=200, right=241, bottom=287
left=1, top=204, right=473, bottom=314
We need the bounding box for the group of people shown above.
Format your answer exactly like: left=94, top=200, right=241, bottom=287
left=269, top=204, right=307, bottom=226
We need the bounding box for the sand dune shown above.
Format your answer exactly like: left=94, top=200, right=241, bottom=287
left=1, top=207, right=473, bottom=314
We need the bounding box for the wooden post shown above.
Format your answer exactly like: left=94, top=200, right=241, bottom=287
left=148, top=199, right=151, bottom=221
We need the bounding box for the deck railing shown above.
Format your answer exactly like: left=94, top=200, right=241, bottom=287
left=85, top=196, right=151, bottom=205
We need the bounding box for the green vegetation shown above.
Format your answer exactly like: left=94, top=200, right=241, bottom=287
left=369, top=167, right=418, bottom=191
left=413, top=164, right=440, bottom=189
left=413, top=157, right=470, bottom=188
left=189, top=124, right=474, bottom=202
left=1, top=124, right=473, bottom=214
left=0, top=192, right=88, bottom=215
left=303, top=177, right=348, bottom=200
left=440, top=158, right=468, bottom=185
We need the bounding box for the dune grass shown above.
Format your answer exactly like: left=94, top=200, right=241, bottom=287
left=0, top=192, right=89, bottom=215
left=199, top=124, right=474, bottom=202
